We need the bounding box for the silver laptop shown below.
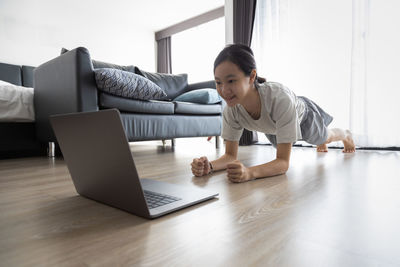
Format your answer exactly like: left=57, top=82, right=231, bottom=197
left=50, top=109, right=218, bottom=219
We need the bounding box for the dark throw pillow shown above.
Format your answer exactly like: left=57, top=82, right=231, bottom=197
left=136, top=68, right=188, bottom=100
left=94, top=68, right=167, bottom=100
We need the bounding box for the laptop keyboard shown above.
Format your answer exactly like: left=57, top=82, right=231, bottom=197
left=143, top=190, right=181, bottom=209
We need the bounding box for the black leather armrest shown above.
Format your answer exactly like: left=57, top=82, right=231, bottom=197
left=34, top=47, right=99, bottom=142
left=186, top=80, right=216, bottom=92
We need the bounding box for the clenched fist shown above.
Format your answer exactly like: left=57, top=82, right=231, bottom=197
left=227, top=160, right=253, bottom=183
left=191, top=156, right=212, bottom=177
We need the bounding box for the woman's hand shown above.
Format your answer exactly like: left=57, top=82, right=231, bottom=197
left=191, top=156, right=212, bottom=177
left=226, top=160, right=253, bottom=183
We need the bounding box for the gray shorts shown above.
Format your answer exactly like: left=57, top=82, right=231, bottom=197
left=265, top=96, right=333, bottom=147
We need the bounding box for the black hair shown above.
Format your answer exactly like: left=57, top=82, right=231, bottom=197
left=213, top=44, right=266, bottom=84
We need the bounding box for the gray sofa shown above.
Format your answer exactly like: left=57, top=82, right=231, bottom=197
left=0, top=62, right=45, bottom=158
left=34, top=47, right=223, bottom=150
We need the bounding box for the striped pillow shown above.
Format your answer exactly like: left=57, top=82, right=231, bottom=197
left=94, top=68, right=167, bottom=100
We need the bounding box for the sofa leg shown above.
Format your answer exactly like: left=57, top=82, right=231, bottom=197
left=171, top=139, right=175, bottom=147
left=48, top=142, right=56, bottom=157
left=215, top=136, right=220, bottom=149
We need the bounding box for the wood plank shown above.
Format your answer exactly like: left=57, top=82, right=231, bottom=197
left=1, top=138, right=399, bottom=266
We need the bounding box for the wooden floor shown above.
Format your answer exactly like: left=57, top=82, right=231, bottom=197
left=1, top=138, right=400, bottom=267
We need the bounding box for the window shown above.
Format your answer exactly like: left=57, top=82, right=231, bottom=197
left=253, top=0, right=400, bottom=148
left=171, top=17, right=225, bottom=83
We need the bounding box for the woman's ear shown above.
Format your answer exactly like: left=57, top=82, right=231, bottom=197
left=249, top=69, right=257, bottom=84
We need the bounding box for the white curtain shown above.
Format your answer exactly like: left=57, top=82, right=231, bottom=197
left=252, top=0, right=400, bottom=148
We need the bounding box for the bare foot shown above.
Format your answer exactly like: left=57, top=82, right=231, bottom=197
left=342, top=130, right=356, bottom=153
left=317, top=144, right=328, bottom=152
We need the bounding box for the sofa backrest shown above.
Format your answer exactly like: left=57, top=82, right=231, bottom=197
left=61, top=47, right=139, bottom=74
left=62, top=47, right=189, bottom=101
left=0, top=62, right=35, bottom=87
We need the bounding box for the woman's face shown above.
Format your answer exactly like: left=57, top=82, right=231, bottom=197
left=214, top=61, right=255, bottom=107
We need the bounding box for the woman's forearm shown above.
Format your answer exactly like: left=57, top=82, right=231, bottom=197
left=210, top=154, right=237, bottom=172
left=248, top=158, right=289, bottom=179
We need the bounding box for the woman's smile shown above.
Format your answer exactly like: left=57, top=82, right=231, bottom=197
left=223, top=94, right=237, bottom=105
left=225, top=95, right=236, bottom=101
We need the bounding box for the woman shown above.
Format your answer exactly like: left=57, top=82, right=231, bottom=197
left=191, top=44, right=355, bottom=183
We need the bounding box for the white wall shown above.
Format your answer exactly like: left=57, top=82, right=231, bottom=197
left=0, top=0, right=226, bottom=70
left=0, top=0, right=156, bottom=70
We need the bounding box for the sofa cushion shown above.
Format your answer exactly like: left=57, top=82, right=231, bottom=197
left=94, top=68, right=167, bottom=100
left=0, top=63, right=22, bottom=86
left=173, top=88, right=222, bottom=104
left=173, top=101, right=222, bottom=115
left=21, top=66, right=35, bottom=87
left=137, top=69, right=188, bottom=100
left=120, top=113, right=222, bottom=141
left=99, top=93, right=174, bottom=114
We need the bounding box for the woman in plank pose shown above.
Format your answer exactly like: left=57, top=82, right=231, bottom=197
left=191, top=44, right=355, bottom=183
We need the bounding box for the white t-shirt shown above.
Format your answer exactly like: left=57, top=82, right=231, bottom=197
left=222, top=81, right=305, bottom=144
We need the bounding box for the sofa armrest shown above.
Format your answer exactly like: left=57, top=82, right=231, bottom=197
left=34, top=47, right=99, bottom=142
left=186, top=80, right=216, bottom=92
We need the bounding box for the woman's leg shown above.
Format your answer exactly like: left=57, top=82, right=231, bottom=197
left=317, top=128, right=355, bottom=153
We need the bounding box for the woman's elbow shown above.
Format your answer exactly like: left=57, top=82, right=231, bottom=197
left=280, top=160, right=290, bottom=174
